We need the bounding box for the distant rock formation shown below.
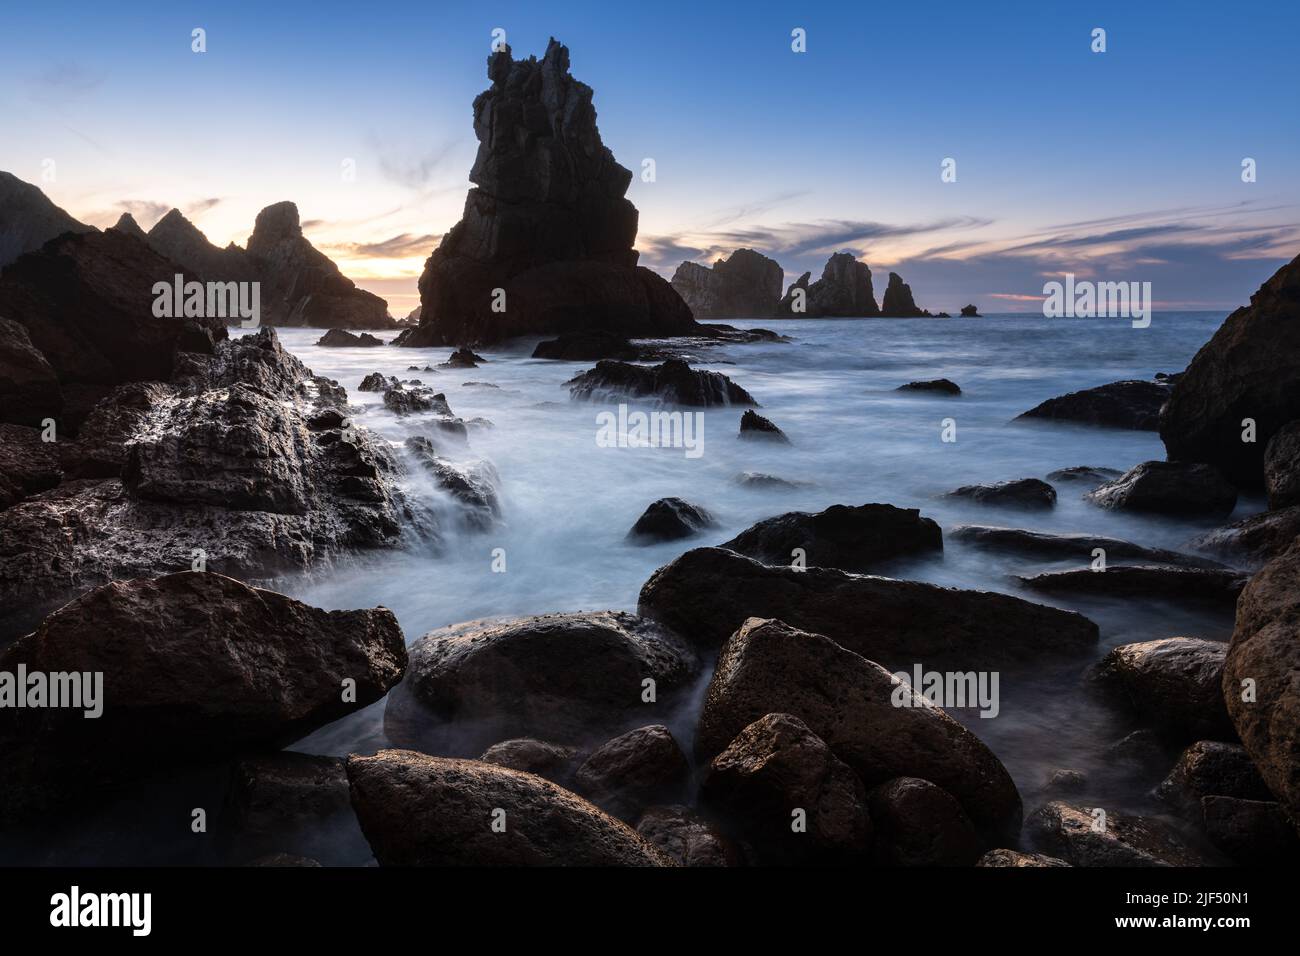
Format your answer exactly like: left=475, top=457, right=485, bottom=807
left=879, top=272, right=932, bottom=317
left=147, top=208, right=255, bottom=284
left=108, top=213, right=148, bottom=240
left=0, top=171, right=96, bottom=268
left=777, top=253, right=878, bottom=317
left=960, top=304, right=980, bottom=317
left=671, top=249, right=783, bottom=318
left=400, top=39, right=697, bottom=347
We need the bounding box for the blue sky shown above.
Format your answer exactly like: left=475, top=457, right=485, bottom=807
left=1, top=0, right=1297, bottom=315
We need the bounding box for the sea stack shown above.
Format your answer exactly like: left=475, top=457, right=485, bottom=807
left=777, top=252, right=879, bottom=317
left=671, top=249, right=783, bottom=319
left=400, top=39, right=697, bottom=347
left=879, top=272, right=931, bottom=317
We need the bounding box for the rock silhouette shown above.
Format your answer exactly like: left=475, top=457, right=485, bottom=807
left=671, top=249, right=783, bottom=318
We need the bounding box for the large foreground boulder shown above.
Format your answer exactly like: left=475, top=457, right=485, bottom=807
left=345, top=750, right=673, bottom=866
left=1016, top=379, right=1171, bottom=430
left=1085, top=460, right=1237, bottom=516
left=1160, top=252, right=1300, bottom=487
left=1223, top=545, right=1300, bottom=825
left=670, top=249, right=783, bottom=319
left=0, top=572, right=406, bottom=819
left=639, top=547, right=1097, bottom=665
left=1091, top=637, right=1233, bottom=740
left=719, top=503, right=942, bottom=572
left=388, top=611, right=695, bottom=754
left=402, top=40, right=697, bottom=346
left=567, top=359, right=756, bottom=406
left=695, top=618, right=1022, bottom=842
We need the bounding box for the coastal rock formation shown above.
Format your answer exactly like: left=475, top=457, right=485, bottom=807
left=345, top=750, right=673, bottom=866
left=1045, top=465, right=1123, bottom=484
left=245, top=201, right=393, bottom=329
left=0, top=316, right=62, bottom=427
left=573, top=724, right=690, bottom=820
left=1026, top=802, right=1212, bottom=866
left=0, top=170, right=95, bottom=268
left=478, top=739, right=583, bottom=787
left=316, top=329, right=383, bottom=347
left=879, top=272, right=931, bottom=317
left=670, top=249, right=783, bottom=319
left=1224, top=545, right=1300, bottom=826
left=108, top=212, right=148, bottom=240
left=146, top=208, right=255, bottom=285
left=634, top=805, right=743, bottom=866
left=639, top=547, right=1098, bottom=665
left=1264, top=421, right=1300, bottom=508
left=897, top=378, right=960, bottom=395
left=532, top=330, right=646, bottom=361
left=720, top=503, right=942, bottom=572
left=626, top=497, right=715, bottom=542
left=695, top=618, right=1022, bottom=842
left=1160, top=252, right=1300, bottom=487
left=566, top=359, right=757, bottom=406
left=701, top=712, right=872, bottom=863
left=1018, top=566, right=1247, bottom=610
left=944, top=477, right=1057, bottom=509
left=402, top=40, right=696, bottom=346
left=738, top=409, right=789, bottom=442
left=1191, top=506, right=1300, bottom=568
left=777, top=253, right=879, bottom=317
left=1090, top=637, right=1234, bottom=740
left=949, top=525, right=1224, bottom=569
left=1085, top=460, right=1237, bottom=515
left=867, top=776, right=980, bottom=867
left=1154, top=741, right=1271, bottom=816
left=0, top=571, right=406, bottom=818
left=0, top=423, right=61, bottom=509
left=977, top=849, right=1070, bottom=867
left=960, top=304, right=980, bottom=318
left=1017, top=379, right=1171, bottom=430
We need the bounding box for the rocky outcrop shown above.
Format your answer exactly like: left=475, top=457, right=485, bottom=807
left=573, top=724, right=690, bottom=820
left=634, top=805, right=742, bottom=866
left=738, top=409, right=789, bottom=442
left=0, top=170, right=95, bottom=268
left=897, top=378, right=960, bottom=395
left=977, top=849, right=1070, bottom=867
left=701, top=712, right=872, bottom=863
left=0, top=571, right=406, bottom=818
left=960, top=304, right=980, bottom=318
left=944, top=477, right=1056, bottom=509
left=1190, top=506, right=1300, bottom=568
left=531, top=330, right=646, bottom=361
left=387, top=611, right=695, bottom=754
left=1026, top=802, right=1212, bottom=866
left=0, top=423, right=61, bottom=509
left=627, top=497, right=715, bottom=543
left=1090, top=637, right=1233, bottom=740
left=670, top=249, right=783, bottom=319
left=245, top=201, right=393, bottom=330
left=949, top=525, right=1225, bottom=569
left=1045, top=465, right=1123, bottom=484
left=402, top=40, right=697, bottom=346
left=720, top=503, right=942, bottom=572
left=695, top=618, right=1022, bottom=842
left=316, top=328, right=383, bottom=347
left=867, top=776, right=980, bottom=866
left=1017, top=379, right=1171, bottom=430
left=777, top=253, right=878, bottom=317
left=639, top=547, right=1097, bottom=664
left=146, top=208, right=255, bottom=285
left=1200, top=796, right=1299, bottom=863
left=345, top=750, right=673, bottom=866
left=1224, top=545, right=1300, bottom=825
left=1264, top=421, right=1300, bottom=509
left=478, top=739, right=583, bottom=787
left=1018, top=566, right=1247, bottom=610
left=107, top=212, right=148, bottom=240
left=1085, top=461, right=1237, bottom=515
left=878, top=272, right=931, bottom=317
left=0, top=317, right=62, bottom=428
left=1154, top=741, right=1272, bottom=816
left=404, top=436, right=500, bottom=531
left=566, top=359, right=757, bottom=406
left=1160, top=252, right=1300, bottom=487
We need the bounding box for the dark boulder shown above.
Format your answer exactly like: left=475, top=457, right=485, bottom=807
left=316, top=329, right=383, bottom=347
left=897, top=378, right=960, bottom=395
left=1264, top=420, right=1300, bottom=509
left=1017, top=566, right=1247, bottom=610
left=959, top=304, right=980, bottom=318
left=0, top=316, right=62, bottom=428
left=638, top=547, right=1098, bottom=665
left=440, top=347, right=482, bottom=368
left=1154, top=741, right=1272, bottom=816
left=867, top=776, right=980, bottom=866
left=0, top=423, right=61, bottom=509
left=1200, top=796, right=1300, bottom=864
left=1090, top=637, right=1233, bottom=740
left=531, top=330, right=645, bottom=361
left=1085, top=460, right=1237, bottom=516
left=720, top=503, right=942, bottom=572
left=1017, top=379, right=1171, bottom=430
left=627, top=497, right=715, bottom=543
left=573, top=724, right=690, bottom=821
left=634, top=805, right=743, bottom=866
left=949, top=524, right=1225, bottom=570
left=1189, top=506, right=1300, bottom=568
left=1044, top=465, right=1123, bottom=484
left=478, top=739, right=583, bottom=788
left=358, top=372, right=395, bottom=392
left=567, top=358, right=757, bottom=406
left=943, top=478, right=1056, bottom=509
left=738, top=409, right=789, bottom=442
left=1026, top=801, right=1212, bottom=866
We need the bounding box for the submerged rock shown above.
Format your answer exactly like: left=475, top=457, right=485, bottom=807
left=897, top=378, right=960, bottom=395
left=627, top=497, right=715, bottom=543
left=440, top=347, right=482, bottom=369
left=738, top=409, right=789, bottom=442
left=1026, top=802, right=1211, bottom=866
left=720, top=503, right=942, bottom=572
left=1090, top=637, right=1233, bottom=740
left=404, top=436, right=501, bottom=530
left=1045, top=465, right=1123, bottom=484
left=949, top=524, right=1225, bottom=569
left=671, top=249, right=783, bottom=319
left=639, top=546, right=1098, bottom=665
left=1017, top=566, right=1247, bottom=610
left=1085, top=460, right=1237, bottom=516
left=567, top=359, right=757, bottom=406
left=734, top=471, right=807, bottom=490
left=346, top=750, right=673, bottom=866
left=1017, top=379, right=1171, bottom=430
left=944, top=478, right=1057, bottom=509
left=316, top=328, right=383, bottom=347
left=358, top=371, right=395, bottom=392
left=0, top=572, right=406, bottom=819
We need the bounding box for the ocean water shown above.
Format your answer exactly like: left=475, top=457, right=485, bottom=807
left=253, top=312, right=1247, bottom=846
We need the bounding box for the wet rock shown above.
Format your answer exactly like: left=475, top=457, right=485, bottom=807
left=1026, top=801, right=1212, bottom=866
left=146, top=208, right=256, bottom=288
left=1107, top=728, right=1170, bottom=765
left=1160, top=252, right=1300, bottom=487
left=878, top=272, right=931, bottom=317
left=734, top=471, right=807, bottom=490
left=1200, top=796, right=1299, bottom=864
left=867, top=776, right=980, bottom=866
left=573, top=724, right=690, bottom=820
left=701, top=712, right=872, bottom=863
left=1017, top=380, right=1171, bottom=430
left=670, top=249, right=784, bottom=319
left=1085, top=461, right=1237, bottom=516
left=59, top=381, right=176, bottom=479
left=778, top=253, right=879, bottom=317
left=1189, top=506, right=1300, bottom=568
left=345, top=750, right=673, bottom=866
left=738, top=409, right=789, bottom=442
left=316, top=329, right=384, bottom=347
left=532, top=330, right=646, bottom=361
left=358, top=372, right=395, bottom=392
left=246, top=201, right=393, bottom=329
left=0, top=316, right=62, bottom=427
left=944, top=478, right=1056, bottom=509
left=0, top=571, right=406, bottom=819
left=639, top=546, right=1098, bottom=665
left=0, top=171, right=96, bottom=269
left=950, top=525, right=1225, bottom=569
left=1017, top=566, right=1247, bottom=610
left=1045, top=465, right=1123, bottom=484
left=1264, top=420, right=1300, bottom=509
left=721, top=503, right=942, bottom=572
left=389, top=611, right=695, bottom=754
left=694, top=618, right=1022, bottom=842
left=1043, top=769, right=1088, bottom=795
left=627, top=497, right=715, bottom=543
left=0, top=423, right=61, bottom=509
left=1154, top=741, right=1272, bottom=816
left=567, top=358, right=757, bottom=406
left=478, top=739, right=583, bottom=788
left=977, top=849, right=1070, bottom=867
left=382, top=384, right=447, bottom=415
left=897, top=378, right=960, bottom=395
left=403, top=40, right=696, bottom=346
left=1091, top=637, right=1233, bottom=740
left=404, top=435, right=500, bottom=530
left=1224, top=545, right=1300, bottom=824
left=634, top=805, right=743, bottom=866
left=440, top=347, right=482, bottom=368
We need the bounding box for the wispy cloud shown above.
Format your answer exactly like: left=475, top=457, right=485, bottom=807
left=321, top=232, right=440, bottom=259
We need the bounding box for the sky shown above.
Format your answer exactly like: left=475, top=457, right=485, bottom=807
left=1, top=0, right=1297, bottom=316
